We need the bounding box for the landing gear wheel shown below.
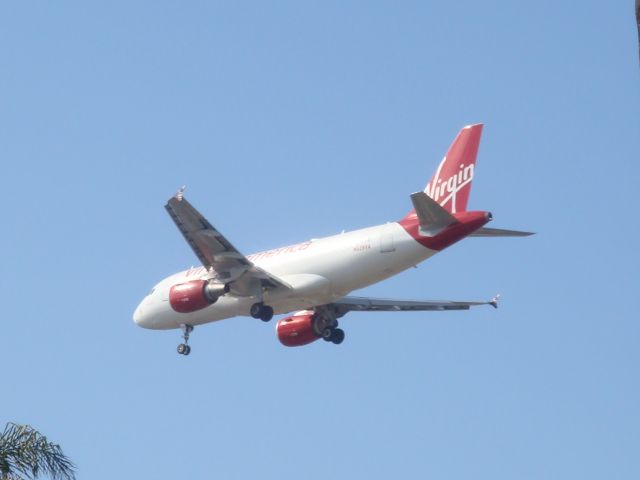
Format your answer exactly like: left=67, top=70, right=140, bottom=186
left=250, top=302, right=264, bottom=319
left=260, top=306, right=274, bottom=322
left=177, top=343, right=188, bottom=355
left=321, top=327, right=334, bottom=341
left=184, top=345, right=191, bottom=355
left=251, top=302, right=274, bottom=322
left=330, top=328, right=345, bottom=345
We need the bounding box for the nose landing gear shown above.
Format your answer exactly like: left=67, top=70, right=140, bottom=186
left=177, top=324, right=193, bottom=355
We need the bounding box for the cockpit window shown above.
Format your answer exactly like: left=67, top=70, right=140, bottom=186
left=147, top=288, right=155, bottom=296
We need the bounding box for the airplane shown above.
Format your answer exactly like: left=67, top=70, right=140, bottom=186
left=133, top=124, right=533, bottom=355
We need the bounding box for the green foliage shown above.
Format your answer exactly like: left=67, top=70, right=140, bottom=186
left=0, top=423, right=75, bottom=480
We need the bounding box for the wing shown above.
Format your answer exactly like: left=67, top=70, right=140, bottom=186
left=331, top=295, right=498, bottom=316
left=164, top=189, right=291, bottom=291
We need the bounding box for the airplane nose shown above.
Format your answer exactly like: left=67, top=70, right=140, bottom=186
left=133, top=303, right=147, bottom=327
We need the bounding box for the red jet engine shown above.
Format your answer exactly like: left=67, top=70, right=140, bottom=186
left=169, top=280, right=227, bottom=313
left=276, top=311, right=320, bottom=347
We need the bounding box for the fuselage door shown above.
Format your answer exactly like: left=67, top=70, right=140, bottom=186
left=379, top=224, right=396, bottom=253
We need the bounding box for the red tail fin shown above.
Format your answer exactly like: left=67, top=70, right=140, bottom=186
left=425, top=124, right=483, bottom=214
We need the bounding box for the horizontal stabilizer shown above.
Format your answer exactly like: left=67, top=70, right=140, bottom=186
left=470, top=227, right=535, bottom=237
left=410, top=192, right=458, bottom=236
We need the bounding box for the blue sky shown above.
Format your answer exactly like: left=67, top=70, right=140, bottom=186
left=2, top=1, right=638, bottom=478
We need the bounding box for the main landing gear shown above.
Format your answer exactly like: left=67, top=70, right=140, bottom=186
left=312, top=307, right=345, bottom=345
left=321, top=325, right=345, bottom=345
left=250, top=302, right=274, bottom=322
left=177, top=324, right=193, bottom=355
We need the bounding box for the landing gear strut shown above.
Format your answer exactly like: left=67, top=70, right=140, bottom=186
left=177, top=324, right=193, bottom=355
left=250, top=302, right=274, bottom=322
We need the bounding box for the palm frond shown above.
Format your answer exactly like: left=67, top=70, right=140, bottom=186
left=0, top=423, right=76, bottom=480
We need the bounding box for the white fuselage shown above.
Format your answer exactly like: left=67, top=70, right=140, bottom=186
left=133, top=222, right=435, bottom=330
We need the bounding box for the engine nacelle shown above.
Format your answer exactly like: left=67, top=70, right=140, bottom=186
left=169, top=280, right=227, bottom=313
left=276, top=311, right=320, bottom=347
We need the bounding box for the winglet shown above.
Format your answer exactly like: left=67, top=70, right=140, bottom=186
left=489, top=294, right=500, bottom=309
